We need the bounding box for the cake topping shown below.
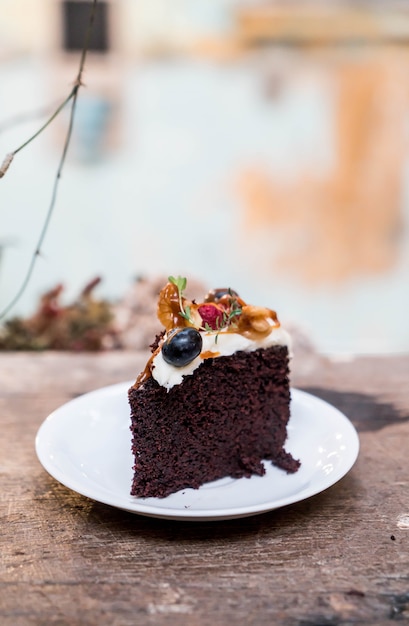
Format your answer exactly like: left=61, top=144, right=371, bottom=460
left=197, top=304, right=224, bottom=330
left=237, top=306, right=279, bottom=339
left=164, top=276, right=246, bottom=334
left=157, top=280, right=186, bottom=330
left=162, top=327, right=203, bottom=367
left=204, top=287, right=240, bottom=303
left=133, top=276, right=291, bottom=390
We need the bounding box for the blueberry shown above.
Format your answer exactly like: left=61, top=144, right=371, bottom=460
left=205, top=288, right=239, bottom=303
left=162, top=327, right=203, bottom=367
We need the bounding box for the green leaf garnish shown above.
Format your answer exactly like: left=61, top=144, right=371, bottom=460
left=168, top=275, right=194, bottom=324
left=179, top=305, right=192, bottom=321
left=168, top=275, right=187, bottom=294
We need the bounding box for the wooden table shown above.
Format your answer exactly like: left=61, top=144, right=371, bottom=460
left=1, top=350, right=408, bottom=625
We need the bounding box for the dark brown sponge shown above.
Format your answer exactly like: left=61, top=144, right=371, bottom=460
left=129, top=345, right=299, bottom=498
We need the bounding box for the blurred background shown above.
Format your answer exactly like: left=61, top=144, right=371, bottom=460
left=1, top=0, right=409, bottom=355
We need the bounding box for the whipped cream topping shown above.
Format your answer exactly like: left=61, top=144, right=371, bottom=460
left=151, top=325, right=291, bottom=390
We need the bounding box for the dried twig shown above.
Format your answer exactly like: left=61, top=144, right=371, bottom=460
left=0, top=101, right=60, bottom=136
left=0, top=153, right=14, bottom=178
left=0, top=0, right=98, bottom=320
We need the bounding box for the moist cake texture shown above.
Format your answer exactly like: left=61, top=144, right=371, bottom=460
left=129, top=277, right=300, bottom=498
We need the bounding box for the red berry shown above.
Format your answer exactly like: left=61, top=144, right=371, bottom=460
left=198, top=304, right=224, bottom=330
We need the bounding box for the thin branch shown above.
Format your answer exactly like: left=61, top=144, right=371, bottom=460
left=14, top=92, right=74, bottom=156
left=0, top=153, right=14, bottom=177
left=0, top=0, right=98, bottom=319
left=0, top=101, right=60, bottom=135
left=1, top=1, right=95, bottom=179
left=0, top=92, right=73, bottom=180
left=0, top=93, right=79, bottom=319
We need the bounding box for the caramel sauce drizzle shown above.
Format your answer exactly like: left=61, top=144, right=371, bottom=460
left=132, top=346, right=161, bottom=389
left=157, top=282, right=187, bottom=330
left=236, top=306, right=280, bottom=340
left=200, top=350, right=220, bottom=359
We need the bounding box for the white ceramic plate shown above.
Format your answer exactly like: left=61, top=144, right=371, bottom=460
left=35, top=382, right=359, bottom=521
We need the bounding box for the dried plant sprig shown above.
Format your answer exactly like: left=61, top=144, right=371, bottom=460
left=0, top=153, right=14, bottom=178
left=0, top=0, right=98, bottom=320
left=0, top=101, right=61, bottom=137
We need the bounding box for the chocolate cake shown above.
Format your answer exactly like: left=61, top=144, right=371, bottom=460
left=129, top=277, right=300, bottom=498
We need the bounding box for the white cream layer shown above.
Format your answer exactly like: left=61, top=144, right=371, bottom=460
left=151, top=326, right=291, bottom=390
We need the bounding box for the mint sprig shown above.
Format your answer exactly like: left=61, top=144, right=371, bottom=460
left=168, top=275, right=187, bottom=294
left=168, top=275, right=193, bottom=324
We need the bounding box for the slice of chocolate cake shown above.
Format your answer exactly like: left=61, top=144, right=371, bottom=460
left=128, top=277, right=300, bottom=498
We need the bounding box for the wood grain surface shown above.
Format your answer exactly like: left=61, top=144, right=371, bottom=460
left=1, top=350, right=408, bottom=625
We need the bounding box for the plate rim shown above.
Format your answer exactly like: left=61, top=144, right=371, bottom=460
left=35, top=382, right=360, bottom=521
